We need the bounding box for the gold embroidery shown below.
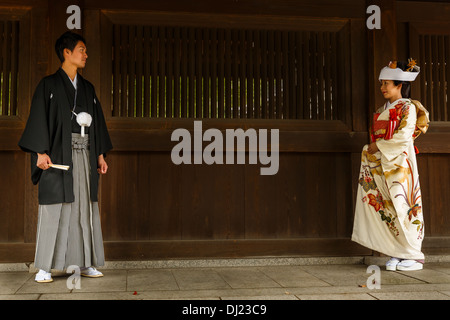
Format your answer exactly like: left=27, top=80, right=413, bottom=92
left=384, top=164, right=411, bottom=183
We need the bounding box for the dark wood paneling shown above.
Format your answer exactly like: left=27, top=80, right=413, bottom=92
left=139, top=153, right=182, bottom=240
left=0, top=243, right=35, bottom=262
left=180, top=161, right=245, bottom=240
left=420, top=154, right=450, bottom=237
left=244, top=153, right=353, bottom=238
left=105, top=129, right=369, bottom=153
left=100, top=152, right=354, bottom=241
left=0, top=152, right=25, bottom=242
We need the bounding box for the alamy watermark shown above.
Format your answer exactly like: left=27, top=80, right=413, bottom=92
left=66, top=265, right=81, bottom=289
left=66, top=5, right=81, bottom=30
left=366, top=5, right=381, bottom=30
left=366, top=265, right=381, bottom=289
left=171, top=121, right=279, bottom=175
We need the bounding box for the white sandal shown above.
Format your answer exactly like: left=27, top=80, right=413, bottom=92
left=80, top=267, right=103, bottom=278
left=35, top=269, right=53, bottom=283
left=396, top=259, right=423, bottom=271
left=385, top=257, right=401, bottom=271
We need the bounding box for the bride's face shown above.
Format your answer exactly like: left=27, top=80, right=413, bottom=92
left=380, top=80, right=402, bottom=101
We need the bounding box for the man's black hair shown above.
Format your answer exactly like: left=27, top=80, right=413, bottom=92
left=55, top=31, right=86, bottom=63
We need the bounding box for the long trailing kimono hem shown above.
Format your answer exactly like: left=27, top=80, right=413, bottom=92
left=352, top=99, right=426, bottom=261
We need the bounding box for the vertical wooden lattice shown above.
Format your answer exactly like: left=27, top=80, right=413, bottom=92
left=111, top=25, right=350, bottom=120
left=0, top=20, right=19, bottom=116
left=419, top=34, right=449, bottom=121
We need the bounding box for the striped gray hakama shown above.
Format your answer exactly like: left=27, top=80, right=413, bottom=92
left=34, top=133, right=105, bottom=272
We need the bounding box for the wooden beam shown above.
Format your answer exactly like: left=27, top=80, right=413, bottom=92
left=83, top=0, right=366, bottom=19
left=1, top=236, right=449, bottom=262
left=103, top=239, right=371, bottom=260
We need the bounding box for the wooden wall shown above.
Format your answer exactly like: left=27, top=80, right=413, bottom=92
left=1, top=0, right=450, bottom=262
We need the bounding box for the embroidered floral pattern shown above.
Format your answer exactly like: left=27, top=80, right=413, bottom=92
left=359, top=162, right=399, bottom=236
left=393, top=155, right=424, bottom=239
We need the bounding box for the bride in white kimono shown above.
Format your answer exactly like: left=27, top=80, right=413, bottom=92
left=352, top=60, right=429, bottom=271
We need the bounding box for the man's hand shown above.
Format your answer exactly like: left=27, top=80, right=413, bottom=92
left=367, top=142, right=379, bottom=154
left=37, top=153, right=53, bottom=170
left=97, top=154, right=108, bottom=174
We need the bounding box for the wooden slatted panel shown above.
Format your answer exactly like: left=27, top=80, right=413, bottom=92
left=135, top=26, right=143, bottom=118
left=112, top=24, right=120, bottom=117
left=240, top=29, right=246, bottom=119
left=419, top=34, right=449, bottom=122
left=253, top=30, right=261, bottom=119
left=0, top=20, right=19, bottom=117
left=110, top=25, right=350, bottom=121
left=217, top=29, right=225, bottom=118
left=159, top=26, right=166, bottom=118
left=174, top=27, right=181, bottom=118
left=203, top=28, right=210, bottom=118
left=188, top=28, right=195, bottom=118
left=247, top=30, right=254, bottom=119
left=143, top=26, right=151, bottom=117
left=180, top=28, right=188, bottom=118
left=260, top=30, right=268, bottom=118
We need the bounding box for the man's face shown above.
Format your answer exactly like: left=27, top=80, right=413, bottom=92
left=64, top=41, right=88, bottom=68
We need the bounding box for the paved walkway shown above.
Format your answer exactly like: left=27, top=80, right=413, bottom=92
left=1, top=256, right=450, bottom=300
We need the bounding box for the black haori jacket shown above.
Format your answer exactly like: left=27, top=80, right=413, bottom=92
left=18, top=68, right=113, bottom=205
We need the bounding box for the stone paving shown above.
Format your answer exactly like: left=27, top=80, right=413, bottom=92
left=1, top=257, right=450, bottom=300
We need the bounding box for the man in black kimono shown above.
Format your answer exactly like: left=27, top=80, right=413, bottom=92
left=19, top=31, right=113, bottom=283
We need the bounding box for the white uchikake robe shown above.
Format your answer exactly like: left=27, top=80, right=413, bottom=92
left=352, top=98, right=425, bottom=260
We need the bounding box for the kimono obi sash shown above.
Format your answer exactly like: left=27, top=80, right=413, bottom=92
left=371, top=100, right=430, bottom=143
left=411, top=99, right=430, bottom=139
left=371, top=108, right=401, bottom=143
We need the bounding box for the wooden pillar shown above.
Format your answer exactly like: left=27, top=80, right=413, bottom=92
left=24, top=4, right=50, bottom=243
left=367, top=0, right=397, bottom=114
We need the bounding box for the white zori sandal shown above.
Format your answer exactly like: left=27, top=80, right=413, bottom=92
left=35, top=269, right=53, bottom=283
left=396, top=259, right=424, bottom=271
left=386, top=257, right=402, bottom=271
left=80, top=267, right=103, bottom=278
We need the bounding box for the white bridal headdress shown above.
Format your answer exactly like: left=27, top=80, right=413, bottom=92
left=379, top=59, right=420, bottom=82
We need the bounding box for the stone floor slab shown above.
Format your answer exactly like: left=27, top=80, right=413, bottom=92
left=0, top=272, right=33, bottom=294
left=296, top=293, right=377, bottom=300
left=74, top=270, right=127, bottom=293
left=172, top=268, right=230, bottom=290
left=369, top=290, right=450, bottom=300
left=300, top=264, right=425, bottom=286
left=257, top=265, right=331, bottom=288
left=216, top=267, right=281, bottom=289
left=127, top=269, right=179, bottom=291
left=221, top=295, right=299, bottom=300
left=16, top=275, right=72, bottom=294
left=39, top=292, right=140, bottom=300
left=395, top=268, right=450, bottom=284
left=0, top=293, right=40, bottom=300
